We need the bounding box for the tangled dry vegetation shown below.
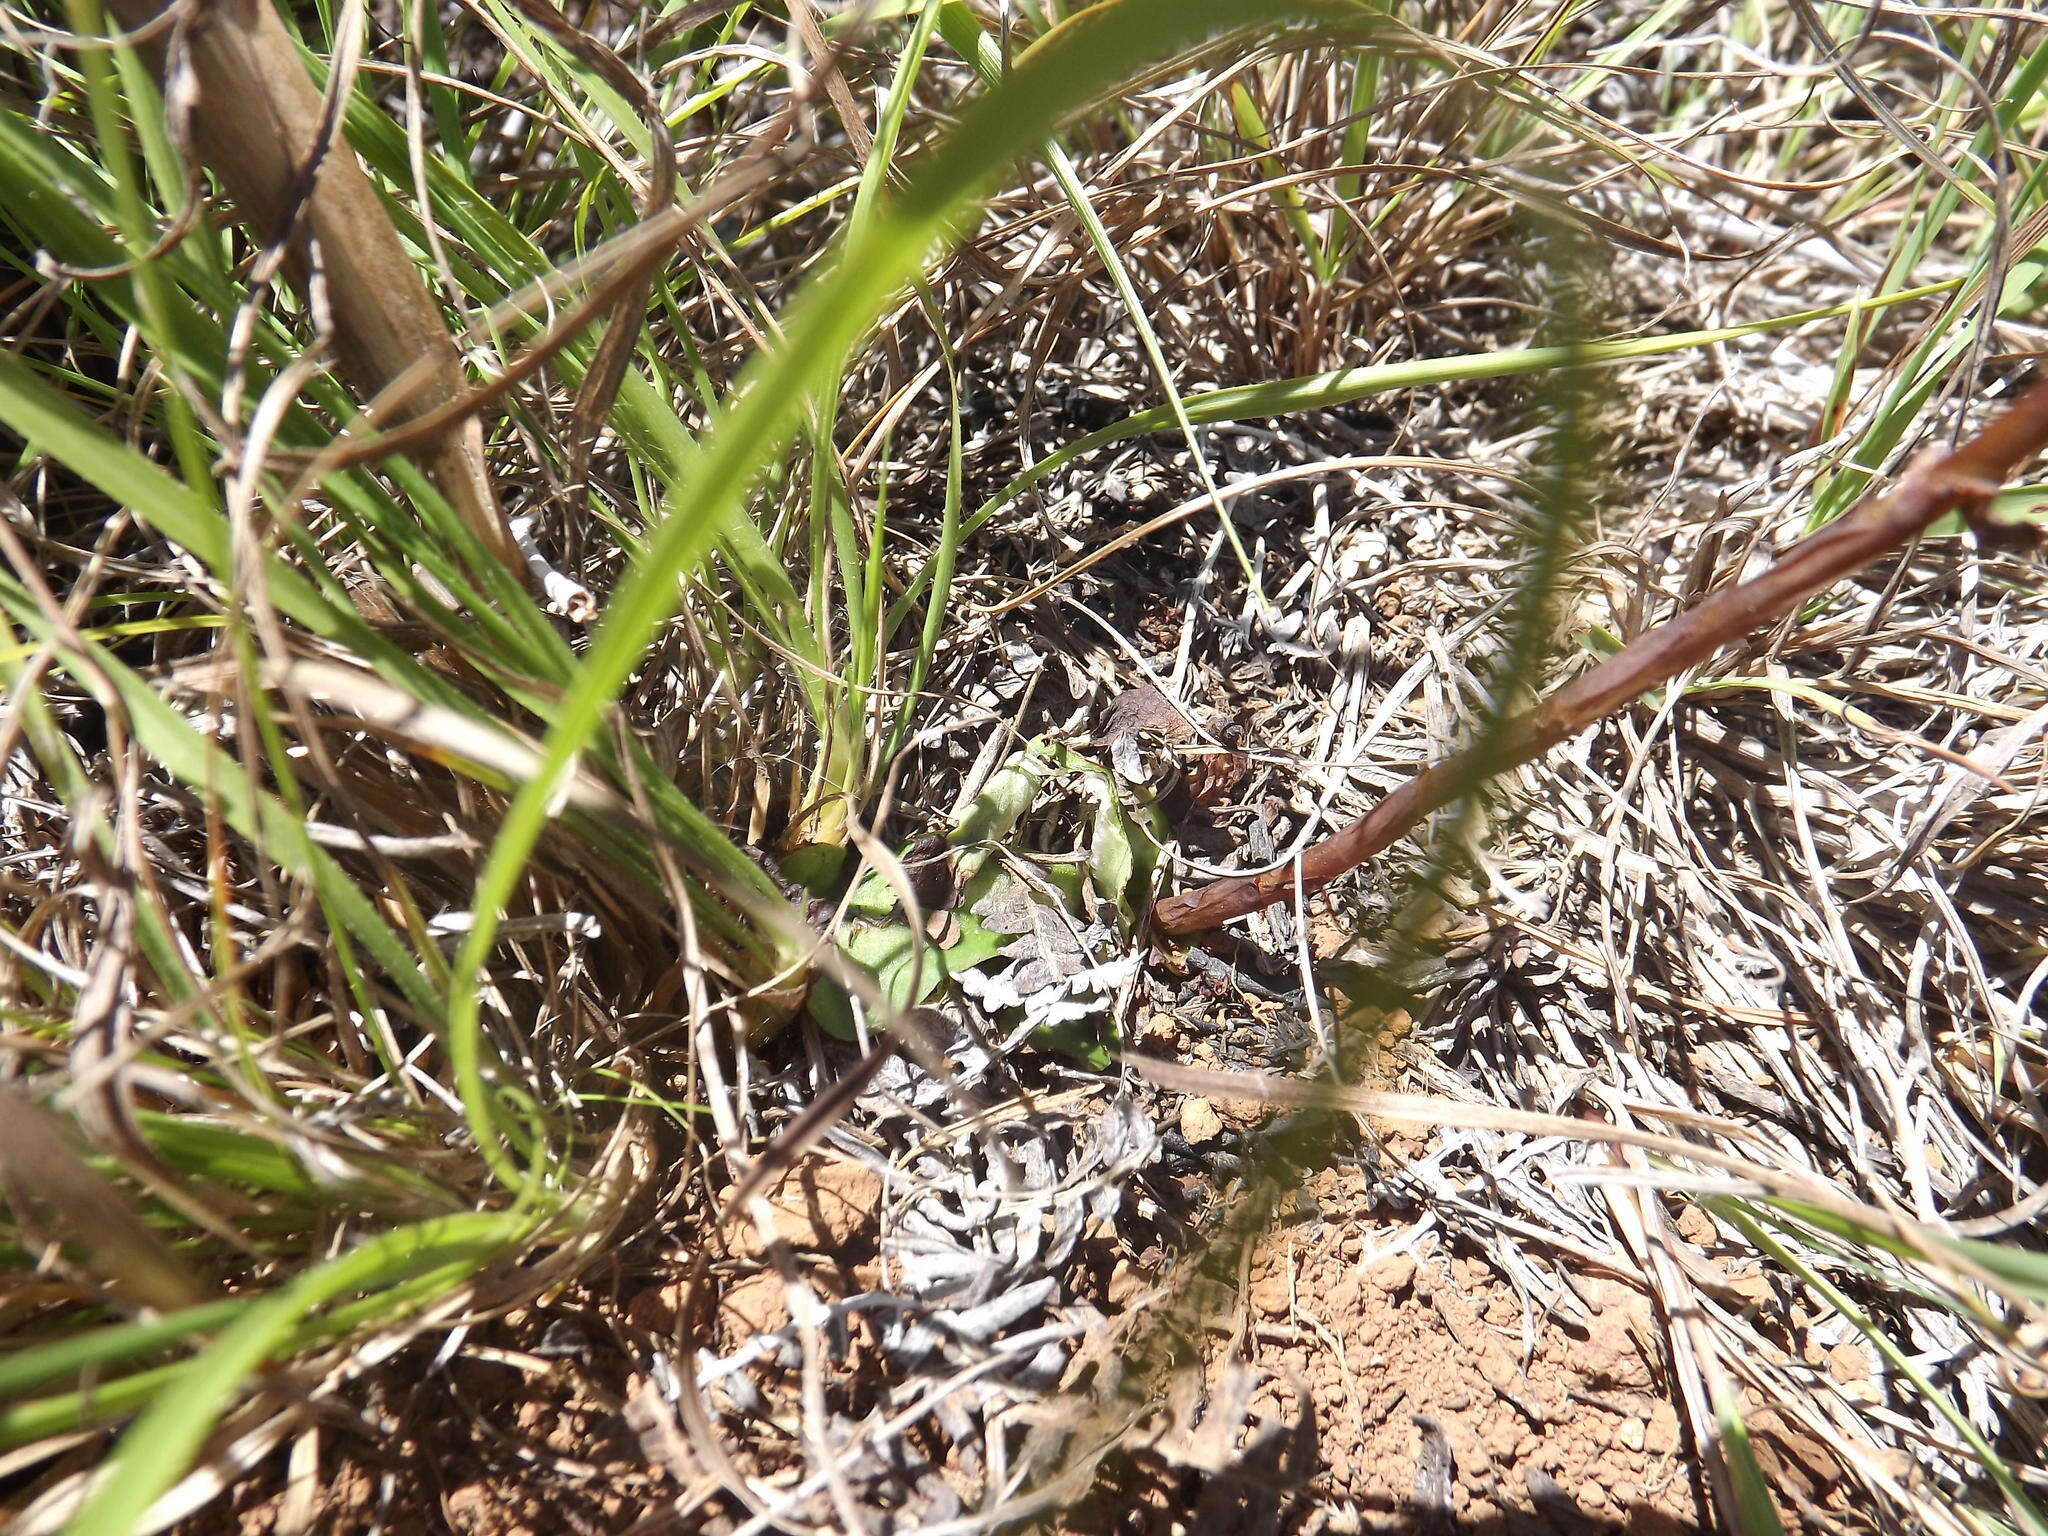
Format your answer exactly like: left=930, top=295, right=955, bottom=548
left=2, top=1, right=2047, bottom=1533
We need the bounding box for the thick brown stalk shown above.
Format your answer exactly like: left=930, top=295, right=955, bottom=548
left=106, top=0, right=523, bottom=577
left=1153, top=379, right=2048, bottom=935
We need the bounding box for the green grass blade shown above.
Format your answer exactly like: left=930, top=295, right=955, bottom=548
left=1725, top=1202, right=2048, bottom=1536
left=1715, top=1388, right=1791, bottom=1536
left=883, top=278, right=1958, bottom=634
left=0, top=582, right=441, bottom=1019
left=443, top=0, right=1400, bottom=1189
left=0, top=1301, right=248, bottom=1401
left=940, top=1, right=1258, bottom=596
left=64, top=1214, right=532, bottom=1536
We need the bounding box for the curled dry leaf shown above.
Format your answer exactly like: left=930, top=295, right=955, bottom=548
left=960, top=870, right=1136, bottom=1027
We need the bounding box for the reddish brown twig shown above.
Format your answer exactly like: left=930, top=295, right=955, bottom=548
left=1153, top=379, right=2048, bottom=936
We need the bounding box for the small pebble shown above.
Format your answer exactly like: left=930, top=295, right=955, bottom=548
left=1646, top=1402, right=1681, bottom=1455
left=1179, top=1096, right=1224, bottom=1146
left=1108, top=1260, right=1145, bottom=1309
left=1367, top=1254, right=1417, bottom=1296
left=1251, top=1273, right=1291, bottom=1317
left=1829, top=1342, right=1870, bottom=1384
